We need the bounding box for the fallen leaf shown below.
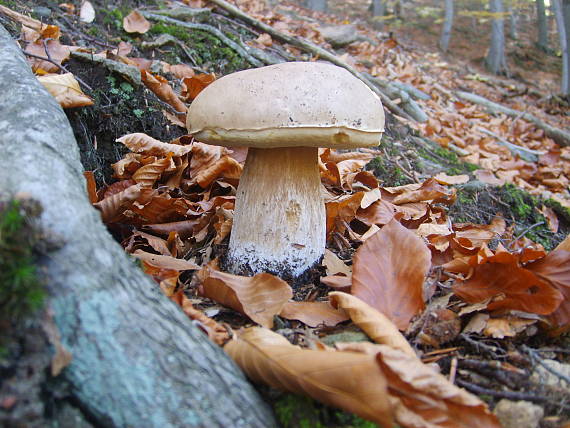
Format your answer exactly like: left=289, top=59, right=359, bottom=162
left=323, top=249, right=352, bottom=276
left=279, top=301, right=349, bottom=327
left=336, top=342, right=501, bottom=427
left=352, top=219, right=431, bottom=330
left=320, top=275, right=352, bottom=290
left=453, top=250, right=563, bottom=315
left=141, top=70, right=187, bottom=116
left=483, top=317, right=536, bottom=338
left=182, top=73, right=216, bottom=100
left=539, top=205, right=559, bottom=233
left=93, top=183, right=142, bottom=222
left=123, top=9, right=151, bottom=34
left=224, top=327, right=393, bottom=427
left=116, top=133, right=193, bottom=157
left=198, top=263, right=292, bottom=328
left=132, top=250, right=199, bottom=270
left=329, top=292, right=415, bottom=356
left=132, top=155, right=173, bottom=188
left=433, top=172, right=469, bottom=185
left=38, top=73, right=93, bottom=108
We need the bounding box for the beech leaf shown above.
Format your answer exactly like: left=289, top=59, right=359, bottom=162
left=329, top=292, right=415, bottom=357
left=116, top=133, right=193, bottom=157
left=224, top=327, right=393, bottom=427
left=123, top=10, right=151, bottom=34
left=279, top=301, right=348, bottom=327
left=38, top=73, right=93, bottom=108
left=352, top=219, right=431, bottom=330
left=198, top=264, right=292, bottom=328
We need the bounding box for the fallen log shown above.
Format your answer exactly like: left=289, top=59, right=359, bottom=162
left=455, top=90, right=570, bottom=147
left=208, top=0, right=415, bottom=121
left=0, top=24, right=276, bottom=428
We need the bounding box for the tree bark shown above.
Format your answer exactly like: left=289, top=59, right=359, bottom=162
left=508, top=3, right=518, bottom=40
left=439, top=0, right=454, bottom=52
left=536, top=0, right=549, bottom=50
left=371, top=0, right=386, bottom=30
left=306, top=0, right=327, bottom=12
left=485, top=0, right=509, bottom=75
left=0, top=24, right=276, bottom=428
left=553, top=0, right=570, bottom=95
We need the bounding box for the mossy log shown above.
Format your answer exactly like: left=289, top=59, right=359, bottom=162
left=0, top=24, right=276, bottom=428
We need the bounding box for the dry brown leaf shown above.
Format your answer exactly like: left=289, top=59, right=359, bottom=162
left=329, top=292, right=415, bottom=356
left=112, top=153, right=142, bottom=179
left=323, top=249, right=352, bottom=276
left=132, top=250, right=199, bottom=270
left=123, top=9, right=150, bottom=34
left=93, top=183, right=142, bottom=222
left=116, top=133, right=193, bottom=157
left=279, top=301, right=349, bottom=327
left=83, top=171, right=98, bottom=203
left=25, top=40, right=72, bottom=73
left=336, top=342, right=500, bottom=428
left=483, top=317, right=536, bottom=338
left=389, top=178, right=456, bottom=205
left=195, top=155, right=243, bottom=188
left=356, top=199, right=398, bottom=226
left=539, top=205, right=559, bottom=233
left=527, top=247, right=570, bottom=329
left=181, top=73, right=216, bottom=100
left=170, top=290, right=230, bottom=345
left=132, top=155, right=173, bottom=188
left=224, top=327, right=393, bottom=427
left=162, top=63, right=196, bottom=79
left=433, top=172, right=470, bottom=185
left=352, top=219, right=431, bottom=330
left=321, top=275, right=352, bottom=290
left=37, top=73, right=93, bottom=108
left=141, top=70, right=187, bottom=116
left=474, top=169, right=505, bottom=186
left=453, top=249, right=563, bottom=315
left=326, top=192, right=365, bottom=236
left=198, top=263, right=292, bottom=328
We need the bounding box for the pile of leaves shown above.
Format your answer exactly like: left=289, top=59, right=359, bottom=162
left=2, top=0, right=570, bottom=426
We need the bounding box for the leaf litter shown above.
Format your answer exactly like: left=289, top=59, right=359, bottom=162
left=3, top=0, right=570, bottom=425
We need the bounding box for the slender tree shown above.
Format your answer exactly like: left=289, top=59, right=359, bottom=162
left=371, top=0, right=386, bottom=30
left=485, top=0, right=509, bottom=75
left=536, top=0, right=549, bottom=50
left=508, top=2, right=518, bottom=39
left=439, top=0, right=454, bottom=52
left=553, top=0, right=570, bottom=95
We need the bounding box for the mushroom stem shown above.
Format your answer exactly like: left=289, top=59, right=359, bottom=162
left=224, top=146, right=325, bottom=281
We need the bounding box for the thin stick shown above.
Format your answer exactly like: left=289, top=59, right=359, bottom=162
left=23, top=51, right=93, bottom=92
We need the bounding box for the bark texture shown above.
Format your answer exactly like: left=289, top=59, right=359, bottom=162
left=439, top=0, right=454, bottom=52
left=306, top=0, right=327, bottom=12
left=554, top=0, right=570, bottom=95
left=0, top=24, right=276, bottom=428
left=225, top=147, right=325, bottom=281
left=536, top=0, right=549, bottom=50
left=371, top=0, right=386, bottom=30
left=485, top=0, right=509, bottom=75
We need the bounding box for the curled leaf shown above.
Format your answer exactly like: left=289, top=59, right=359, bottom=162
left=224, top=327, right=393, bottom=427
left=117, top=133, right=192, bottom=157
left=279, top=301, right=348, bottom=327
left=38, top=73, right=93, bottom=108
left=198, top=263, right=292, bottom=328
left=123, top=10, right=150, bottom=34
left=93, top=183, right=142, bottom=222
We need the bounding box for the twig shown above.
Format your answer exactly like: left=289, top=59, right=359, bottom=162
left=207, top=0, right=415, bottom=121
left=140, top=11, right=264, bottom=68
left=455, top=91, right=570, bottom=147
left=523, top=345, right=570, bottom=386
left=510, top=221, right=545, bottom=248
left=23, top=51, right=93, bottom=92
left=449, top=356, right=458, bottom=384
left=456, top=379, right=570, bottom=408
left=460, top=334, right=507, bottom=358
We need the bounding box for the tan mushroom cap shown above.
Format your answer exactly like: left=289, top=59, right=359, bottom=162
left=187, top=61, right=385, bottom=149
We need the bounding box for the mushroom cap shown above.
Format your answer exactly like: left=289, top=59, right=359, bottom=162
left=187, top=62, right=385, bottom=149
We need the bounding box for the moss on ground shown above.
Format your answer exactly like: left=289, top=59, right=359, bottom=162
left=273, top=393, right=378, bottom=428
left=0, top=198, right=44, bottom=323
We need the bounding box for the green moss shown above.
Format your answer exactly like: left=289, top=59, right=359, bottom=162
left=0, top=199, right=44, bottom=322
left=100, top=7, right=130, bottom=31
left=148, top=24, right=249, bottom=74
left=545, top=198, right=570, bottom=223
left=499, top=183, right=534, bottom=219
left=367, top=156, right=413, bottom=187
left=149, top=23, right=191, bottom=42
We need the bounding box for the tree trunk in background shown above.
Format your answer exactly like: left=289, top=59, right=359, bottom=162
left=0, top=24, right=276, bottom=428
left=536, top=0, right=549, bottom=49
left=439, top=0, right=454, bottom=52
left=508, top=3, right=518, bottom=39
left=306, top=0, right=327, bottom=12
left=371, top=0, right=386, bottom=30
left=553, top=0, right=570, bottom=95
left=485, top=0, right=509, bottom=75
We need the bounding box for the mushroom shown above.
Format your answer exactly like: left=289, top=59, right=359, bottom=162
left=187, top=62, right=384, bottom=281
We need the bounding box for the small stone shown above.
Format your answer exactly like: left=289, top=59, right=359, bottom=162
left=493, top=400, right=543, bottom=428
left=530, top=359, right=570, bottom=387
left=32, top=7, right=52, bottom=18
left=318, top=25, right=358, bottom=48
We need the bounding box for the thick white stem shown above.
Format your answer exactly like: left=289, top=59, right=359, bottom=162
left=225, top=147, right=325, bottom=280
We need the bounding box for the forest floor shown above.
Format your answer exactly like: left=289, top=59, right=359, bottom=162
left=1, top=0, right=570, bottom=427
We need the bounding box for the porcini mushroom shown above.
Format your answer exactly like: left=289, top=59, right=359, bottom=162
left=187, top=62, right=384, bottom=281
